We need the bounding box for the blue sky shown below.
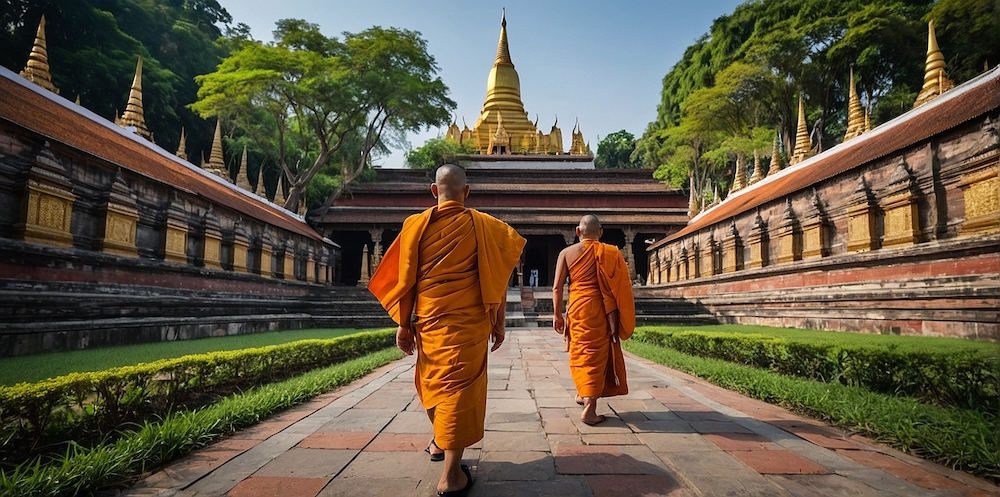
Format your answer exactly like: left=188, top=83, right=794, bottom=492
left=218, top=0, right=746, bottom=167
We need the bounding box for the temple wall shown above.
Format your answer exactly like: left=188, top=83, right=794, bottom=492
left=0, top=116, right=366, bottom=356
left=643, top=110, right=1000, bottom=340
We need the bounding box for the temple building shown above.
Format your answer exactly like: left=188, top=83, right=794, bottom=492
left=317, top=11, right=686, bottom=286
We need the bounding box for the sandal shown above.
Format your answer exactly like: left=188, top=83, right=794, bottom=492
left=437, top=464, right=473, bottom=497
left=425, top=438, right=445, bottom=462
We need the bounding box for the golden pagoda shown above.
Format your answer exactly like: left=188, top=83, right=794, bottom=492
left=548, top=117, right=564, bottom=154
left=789, top=95, right=813, bottom=165
left=729, top=154, right=747, bottom=194
left=236, top=144, right=254, bottom=192
left=176, top=127, right=188, bottom=161
left=488, top=114, right=511, bottom=154
left=844, top=67, right=865, bottom=141
left=204, top=120, right=229, bottom=180
left=913, top=20, right=954, bottom=108
left=118, top=57, right=152, bottom=140
left=767, top=132, right=782, bottom=176
left=460, top=118, right=474, bottom=144
left=20, top=15, right=59, bottom=94
left=748, top=149, right=764, bottom=184
left=688, top=176, right=700, bottom=218
left=445, top=118, right=461, bottom=142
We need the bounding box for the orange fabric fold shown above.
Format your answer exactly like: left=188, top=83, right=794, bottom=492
left=566, top=240, right=633, bottom=398
left=368, top=201, right=525, bottom=449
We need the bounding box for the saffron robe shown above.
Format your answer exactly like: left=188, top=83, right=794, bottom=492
left=567, top=240, right=635, bottom=398
left=368, top=200, right=524, bottom=449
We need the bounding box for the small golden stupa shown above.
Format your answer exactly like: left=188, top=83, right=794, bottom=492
left=20, top=15, right=59, bottom=94
left=117, top=57, right=152, bottom=140
left=913, top=20, right=954, bottom=108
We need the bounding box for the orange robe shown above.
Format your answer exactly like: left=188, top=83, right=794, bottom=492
left=368, top=200, right=524, bottom=449
left=567, top=240, right=635, bottom=398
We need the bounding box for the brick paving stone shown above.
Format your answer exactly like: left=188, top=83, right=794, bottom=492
left=704, top=432, right=779, bottom=451
left=535, top=396, right=582, bottom=408
left=481, top=430, right=551, bottom=452
left=253, top=448, right=355, bottom=478
left=688, top=420, right=754, bottom=434
left=479, top=450, right=557, bottom=481
left=381, top=410, right=434, bottom=433
left=783, top=424, right=864, bottom=449
left=364, top=432, right=432, bottom=452
left=297, top=432, right=376, bottom=450
left=475, top=477, right=593, bottom=497
left=658, top=450, right=792, bottom=497
left=487, top=398, right=538, bottom=413
left=542, top=417, right=580, bottom=435
left=587, top=474, right=693, bottom=497
left=554, top=445, right=668, bottom=475
left=125, top=449, right=245, bottom=492
left=485, top=411, right=543, bottom=431
left=729, top=449, right=830, bottom=475
left=317, top=409, right=395, bottom=432
left=227, top=476, right=329, bottom=497
left=546, top=434, right=584, bottom=451
left=637, top=433, right=718, bottom=452
left=317, top=477, right=422, bottom=497
left=626, top=419, right=693, bottom=433
left=837, top=449, right=988, bottom=494
left=765, top=474, right=898, bottom=497
left=336, top=450, right=433, bottom=480
left=581, top=433, right=641, bottom=445
left=486, top=389, right=532, bottom=399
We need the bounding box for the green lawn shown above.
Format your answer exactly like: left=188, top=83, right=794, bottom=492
left=637, top=324, right=1000, bottom=355
left=0, top=328, right=382, bottom=385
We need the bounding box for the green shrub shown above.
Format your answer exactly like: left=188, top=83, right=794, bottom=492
left=0, top=329, right=395, bottom=464
left=633, top=328, right=999, bottom=414
left=624, top=340, right=1000, bottom=481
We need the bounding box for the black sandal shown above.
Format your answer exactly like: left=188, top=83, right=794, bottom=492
left=425, top=438, right=445, bottom=462
left=437, top=464, right=473, bottom=497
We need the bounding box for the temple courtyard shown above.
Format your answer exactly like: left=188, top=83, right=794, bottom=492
left=124, top=326, right=996, bottom=496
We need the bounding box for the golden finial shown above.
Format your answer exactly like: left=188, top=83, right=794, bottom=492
left=119, top=57, right=151, bottom=140
left=914, top=20, right=954, bottom=108
left=74, top=94, right=80, bottom=105
left=569, top=118, right=587, bottom=156
left=236, top=144, right=254, bottom=192
left=749, top=149, right=764, bottom=184
left=767, top=132, right=782, bottom=176
left=176, top=127, right=188, bottom=161
left=495, top=8, right=513, bottom=67
left=712, top=184, right=720, bottom=206
left=273, top=180, right=287, bottom=207
left=688, top=176, right=700, bottom=218
left=729, top=154, right=747, bottom=193
left=844, top=66, right=865, bottom=141
left=789, top=95, right=812, bottom=165
left=205, top=119, right=229, bottom=180
left=864, top=108, right=872, bottom=132
left=549, top=116, right=563, bottom=154
left=20, top=15, right=60, bottom=94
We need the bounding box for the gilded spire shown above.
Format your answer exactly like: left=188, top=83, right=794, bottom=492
left=844, top=66, right=865, bottom=141
left=119, top=57, right=151, bottom=140
left=236, top=144, right=254, bottom=192
left=729, top=154, right=747, bottom=193
left=688, top=176, right=700, bottom=218
left=20, top=15, right=59, bottom=94
left=495, top=8, right=512, bottom=67
left=749, top=149, right=764, bottom=184
left=789, top=94, right=812, bottom=165
left=914, top=20, right=954, bottom=108
left=767, top=131, right=782, bottom=176
left=176, top=127, right=188, bottom=161
left=204, top=119, right=229, bottom=180
left=570, top=118, right=587, bottom=155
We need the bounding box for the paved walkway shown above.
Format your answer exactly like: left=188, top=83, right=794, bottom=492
left=126, top=328, right=999, bottom=497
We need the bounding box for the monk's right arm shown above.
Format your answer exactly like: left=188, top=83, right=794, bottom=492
left=552, top=250, right=568, bottom=334
left=396, top=288, right=416, bottom=355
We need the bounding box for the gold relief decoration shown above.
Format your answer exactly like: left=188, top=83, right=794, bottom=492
left=203, top=233, right=222, bottom=270
left=802, top=191, right=828, bottom=259
left=260, top=247, right=273, bottom=277
left=102, top=208, right=138, bottom=257
left=21, top=179, right=75, bottom=247
left=776, top=199, right=801, bottom=264
left=722, top=221, right=742, bottom=273
left=233, top=239, right=249, bottom=273
left=847, top=176, right=877, bottom=253
left=746, top=211, right=768, bottom=269
left=284, top=253, right=295, bottom=281
left=880, top=161, right=920, bottom=249
left=959, top=153, right=1000, bottom=235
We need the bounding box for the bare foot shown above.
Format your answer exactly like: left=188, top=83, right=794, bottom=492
left=581, top=414, right=607, bottom=426
left=575, top=395, right=584, bottom=405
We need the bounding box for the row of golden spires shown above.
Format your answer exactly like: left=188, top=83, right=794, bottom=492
left=687, top=20, right=959, bottom=219
left=17, top=15, right=297, bottom=212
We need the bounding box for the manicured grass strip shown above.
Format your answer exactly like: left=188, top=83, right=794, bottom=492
left=0, top=347, right=404, bottom=497
left=624, top=340, right=1000, bottom=481
left=0, top=328, right=375, bottom=385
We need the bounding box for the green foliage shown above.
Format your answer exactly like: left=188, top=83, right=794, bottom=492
left=625, top=339, right=1000, bottom=480
left=0, top=347, right=402, bottom=496
left=404, top=137, right=477, bottom=169
left=0, top=330, right=396, bottom=469
left=594, top=130, right=640, bottom=169
left=635, top=0, right=998, bottom=198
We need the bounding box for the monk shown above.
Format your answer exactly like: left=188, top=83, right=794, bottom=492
left=368, top=164, right=525, bottom=497
left=552, top=214, right=635, bottom=425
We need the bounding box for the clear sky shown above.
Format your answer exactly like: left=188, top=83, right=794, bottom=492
left=218, top=0, right=746, bottom=167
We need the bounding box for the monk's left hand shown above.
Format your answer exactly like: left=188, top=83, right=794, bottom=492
left=490, top=326, right=505, bottom=352
left=396, top=325, right=415, bottom=355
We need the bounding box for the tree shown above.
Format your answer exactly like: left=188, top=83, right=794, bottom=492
left=405, top=137, right=477, bottom=169
left=192, top=21, right=454, bottom=213
left=594, top=130, right=640, bottom=169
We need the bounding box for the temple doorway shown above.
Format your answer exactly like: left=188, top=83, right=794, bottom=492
left=521, top=235, right=567, bottom=287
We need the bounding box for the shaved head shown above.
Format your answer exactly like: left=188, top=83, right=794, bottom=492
left=434, top=164, right=468, bottom=201
left=578, top=214, right=602, bottom=239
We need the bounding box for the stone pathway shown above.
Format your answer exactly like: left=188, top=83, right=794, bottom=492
left=125, top=328, right=999, bottom=497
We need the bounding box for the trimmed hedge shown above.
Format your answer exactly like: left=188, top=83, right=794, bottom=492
left=634, top=328, right=1000, bottom=414
left=0, top=329, right=395, bottom=462
left=624, top=340, right=1000, bottom=481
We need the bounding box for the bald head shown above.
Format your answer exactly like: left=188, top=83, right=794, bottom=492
left=577, top=214, right=602, bottom=240
left=433, top=164, right=469, bottom=202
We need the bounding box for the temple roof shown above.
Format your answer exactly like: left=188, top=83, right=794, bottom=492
left=650, top=65, right=1000, bottom=251
left=0, top=65, right=327, bottom=244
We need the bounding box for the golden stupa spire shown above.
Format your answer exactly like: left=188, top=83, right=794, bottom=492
left=749, top=149, right=764, bottom=184
left=729, top=154, right=747, bottom=194
left=20, top=15, right=59, bottom=94
left=119, top=57, right=151, bottom=140
left=767, top=131, right=782, bottom=176
left=236, top=144, right=254, bottom=192
left=914, top=20, right=954, bottom=108
left=844, top=67, right=865, bottom=141
left=204, top=119, right=229, bottom=180
left=495, top=8, right=512, bottom=66
left=688, top=176, right=700, bottom=218
left=789, top=94, right=812, bottom=165
left=473, top=9, right=536, bottom=154
left=176, top=127, right=188, bottom=161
